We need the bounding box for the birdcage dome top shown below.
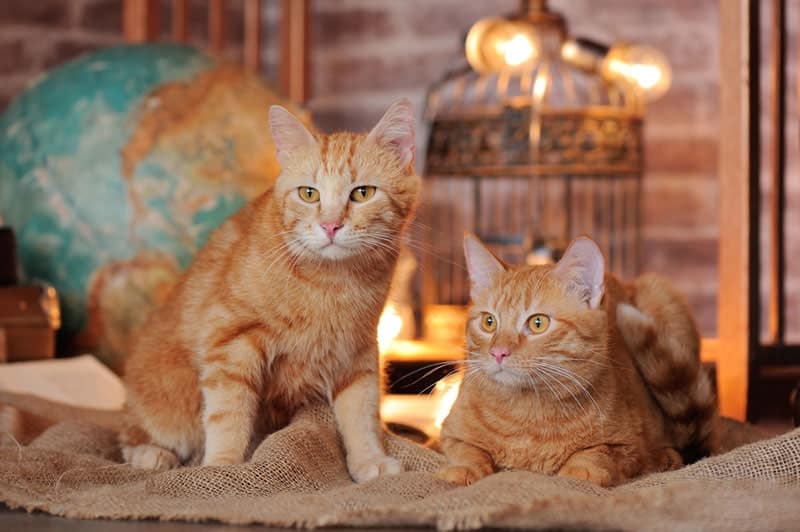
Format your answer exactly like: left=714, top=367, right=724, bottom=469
left=424, top=2, right=644, bottom=177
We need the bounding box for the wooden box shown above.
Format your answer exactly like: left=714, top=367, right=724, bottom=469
left=0, top=285, right=60, bottom=362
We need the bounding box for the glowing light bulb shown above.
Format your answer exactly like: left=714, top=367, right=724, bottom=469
left=498, top=33, right=536, bottom=67
left=466, top=17, right=539, bottom=73
left=603, top=43, right=672, bottom=102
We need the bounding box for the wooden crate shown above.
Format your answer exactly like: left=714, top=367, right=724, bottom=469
left=0, top=286, right=59, bottom=362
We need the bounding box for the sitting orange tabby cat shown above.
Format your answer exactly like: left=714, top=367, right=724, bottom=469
left=438, top=235, right=717, bottom=487
left=119, top=100, right=419, bottom=481
left=0, top=100, right=418, bottom=483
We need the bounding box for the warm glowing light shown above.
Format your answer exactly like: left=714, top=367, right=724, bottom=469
left=532, top=70, right=549, bottom=100
left=465, top=17, right=538, bottom=73
left=560, top=40, right=579, bottom=62
left=377, top=303, right=403, bottom=354
left=606, top=59, right=661, bottom=90
left=433, top=373, right=463, bottom=429
left=498, top=33, right=536, bottom=67
left=602, top=43, right=672, bottom=102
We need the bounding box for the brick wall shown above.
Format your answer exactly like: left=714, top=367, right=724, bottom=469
left=0, top=0, right=122, bottom=110
left=1, top=0, right=797, bottom=340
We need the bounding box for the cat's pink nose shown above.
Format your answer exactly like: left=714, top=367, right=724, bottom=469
left=490, top=347, right=509, bottom=364
left=321, top=222, right=342, bottom=240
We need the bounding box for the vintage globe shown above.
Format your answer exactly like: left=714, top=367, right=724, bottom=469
left=0, top=44, right=304, bottom=369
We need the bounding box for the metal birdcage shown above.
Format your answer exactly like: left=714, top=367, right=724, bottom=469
left=419, top=0, right=646, bottom=310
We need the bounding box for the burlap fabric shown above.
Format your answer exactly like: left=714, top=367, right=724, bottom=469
left=1, top=405, right=799, bottom=531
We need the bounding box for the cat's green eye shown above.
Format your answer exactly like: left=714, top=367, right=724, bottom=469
left=479, top=312, right=497, bottom=333
left=527, top=314, right=551, bottom=334
left=350, top=185, right=377, bottom=203
left=299, top=187, right=320, bottom=203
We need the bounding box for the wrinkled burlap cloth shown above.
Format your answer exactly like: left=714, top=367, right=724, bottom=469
left=0, top=405, right=798, bottom=530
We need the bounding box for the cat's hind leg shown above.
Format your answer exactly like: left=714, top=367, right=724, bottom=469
left=654, top=446, right=683, bottom=472
left=199, top=335, right=264, bottom=466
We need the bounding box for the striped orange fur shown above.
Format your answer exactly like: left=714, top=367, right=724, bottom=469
left=438, top=235, right=715, bottom=487
left=117, top=99, right=419, bottom=482
left=616, top=274, right=719, bottom=462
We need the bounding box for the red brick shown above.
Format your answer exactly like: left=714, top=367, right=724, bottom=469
left=683, top=291, right=717, bottom=337
left=308, top=104, right=387, bottom=134
left=79, top=0, right=123, bottom=34
left=404, top=0, right=517, bottom=38
left=314, top=50, right=457, bottom=95
left=638, top=238, right=717, bottom=333
left=645, top=137, right=718, bottom=176
left=647, top=82, right=719, bottom=130
left=649, top=29, right=718, bottom=75
left=641, top=177, right=717, bottom=231
left=313, top=7, right=395, bottom=48
left=41, top=40, right=104, bottom=70
left=564, top=0, right=717, bottom=36
left=0, top=0, right=70, bottom=27
left=641, top=237, right=717, bottom=286
left=0, top=39, right=34, bottom=75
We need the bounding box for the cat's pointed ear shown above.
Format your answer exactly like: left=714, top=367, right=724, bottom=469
left=366, top=98, right=415, bottom=167
left=464, top=233, right=505, bottom=298
left=269, top=105, right=317, bottom=165
left=553, top=236, right=605, bottom=309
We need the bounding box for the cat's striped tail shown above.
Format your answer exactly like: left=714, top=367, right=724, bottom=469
left=616, top=273, right=719, bottom=462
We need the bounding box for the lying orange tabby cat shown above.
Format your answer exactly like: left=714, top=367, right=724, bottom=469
left=1, top=100, right=418, bottom=483
left=438, top=235, right=718, bottom=487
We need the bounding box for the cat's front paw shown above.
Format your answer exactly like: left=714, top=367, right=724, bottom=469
left=348, top=454, right=402, bottom=483
left=557, top=463, right=613, bottom=487
left=123, top=444, right=180, bottom=470
left=437, top=464, right=488, bottom=486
